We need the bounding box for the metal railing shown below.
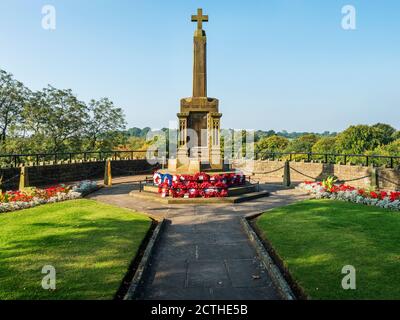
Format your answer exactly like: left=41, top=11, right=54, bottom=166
left=1, top=149, right=399, bottom=169
left=254, top=151, right=400, bottom=169
left=0, top=150, right=151, bottom=168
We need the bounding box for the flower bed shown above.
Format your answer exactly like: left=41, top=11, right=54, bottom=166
left=297, top=181, right=400, bottom=211
left=0, top=180, right=98, bottom=213
left=153, top=172, right=246, bottom=198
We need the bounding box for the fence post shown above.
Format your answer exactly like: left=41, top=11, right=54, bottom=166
left=104, top=159, right=112, bottom=187
left=162, top=156, right=166, bottom=169
left=283, top=161, right=291, bottom=187
left=19, top=166, right=29, bottom=191
left=370, top=166, right=379, bottom=190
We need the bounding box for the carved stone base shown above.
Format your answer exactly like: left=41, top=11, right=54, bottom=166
left=210, top=148, right=223, bottom=170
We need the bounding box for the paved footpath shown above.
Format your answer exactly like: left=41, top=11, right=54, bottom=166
left=89, top=180, right=308, bottom=300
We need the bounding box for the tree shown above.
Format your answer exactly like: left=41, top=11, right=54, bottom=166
left=285, top=134, right=320, bottom=153
left=372, top=123, right=396, bottom=145
left=311, top=136, right=338, bottom=154
left=255, top=130, right=275, bottom=142
left=25, top=86, right=88, bottom=152
left=85, top=98, right=126, bottom=150
left=0, top=69, right=29, bottom=145
left=373, top=139, right=400, bottom=156
left=125, top=136, right=148, bottom=150
left=126, top=127, right=143, bottom=137
left=256, top=135, right=289, bottom=152
left=335, top=125, right=387, bottom=154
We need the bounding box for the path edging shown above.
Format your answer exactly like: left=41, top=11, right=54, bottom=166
left=123, top=218, right=166, bottom=300
left=81, top=185, right=103, bottom=197
left=241, top=216, right=296, bottom=300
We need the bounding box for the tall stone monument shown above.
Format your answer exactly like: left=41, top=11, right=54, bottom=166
left=169, top=8, right=223, bottom=173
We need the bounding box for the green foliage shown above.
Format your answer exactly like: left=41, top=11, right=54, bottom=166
left=85, top=98, right=127, bottom=150
left=365, top=139, right=400, bottom=167
left=125, top=136, right=148, bottom=150
left=335, top=125, right=388, bottom=155
left=285, top=134, right=320, bottom=153
left=25, top=86, right=88, bottom=152
left=0, top=67, right=399, bottom=158
left=321, top=176, right=337, bottom=190
left=256, top=135, right=289, bottom=152
left=311, top=136, right=337, bottom=154
left=374, top=139, right=400, bottom=156
left=372, top=123, right=396, bottom=145
left=0, top=68, right=127, bottom=154
left=254, top=130, right=276, bottom=142
left=254, top=130, right=336, bottom=141
left=0, top=70, right=30, bottom=146
left=125, top=127, right=151, bottom=139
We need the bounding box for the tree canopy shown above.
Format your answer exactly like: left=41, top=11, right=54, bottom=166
left=0, top=68, right=399, bottom=157
left=0, top=69, right=126, bottom=154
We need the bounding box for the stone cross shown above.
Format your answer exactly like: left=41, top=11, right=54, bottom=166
left=169, top=8, right=223, bottom=173
left=191, top=8, right=208, bottom=30
left=191, top=8, right=208, bottom=97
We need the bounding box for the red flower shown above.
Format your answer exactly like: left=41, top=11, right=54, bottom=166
left=389, top=192, right=400, bottom=202
left=370, top=191, right=378, bottom=199
left=380, top=191, right=388, bottom=199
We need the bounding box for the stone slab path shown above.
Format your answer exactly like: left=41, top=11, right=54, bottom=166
left=89, top=180, right=308, bottom=300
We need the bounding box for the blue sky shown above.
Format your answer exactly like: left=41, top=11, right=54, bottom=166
left=1, top=0, right=399, bottom=132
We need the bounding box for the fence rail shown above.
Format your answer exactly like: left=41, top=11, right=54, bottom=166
left=254, top=151, right=400, bottom=169
left=0, top=149, right=399, bottom=169
left=0, top=150, right=151, bottom=168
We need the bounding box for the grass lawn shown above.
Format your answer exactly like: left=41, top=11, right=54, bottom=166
left=0, top=199, right=152, bottom=300
left=256, top=199, right=400, bottom=300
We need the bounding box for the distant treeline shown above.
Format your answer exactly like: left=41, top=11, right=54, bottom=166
left=1, top=68, right=399, bottom=158
left=123, top=124, right=400, bottom=159
left=124, top=127, right=337, bottom=141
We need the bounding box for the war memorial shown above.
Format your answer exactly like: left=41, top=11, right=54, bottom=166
left=1, top=3, right=400, bottom=309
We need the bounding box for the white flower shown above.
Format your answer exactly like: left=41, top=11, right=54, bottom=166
left=0, top=180, right=99, bottom=214
left=297, top=182, right=399, bottom=212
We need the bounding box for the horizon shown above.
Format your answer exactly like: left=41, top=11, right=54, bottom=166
left=1, top=0, right=400, bottom=131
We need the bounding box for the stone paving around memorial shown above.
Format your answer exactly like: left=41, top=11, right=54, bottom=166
left=89, top=179, right=308, bottom=300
